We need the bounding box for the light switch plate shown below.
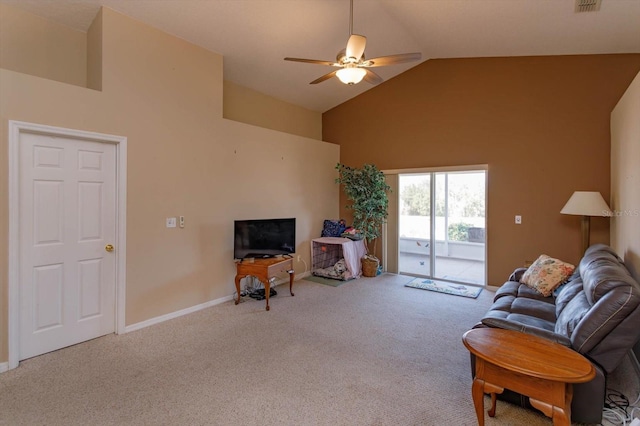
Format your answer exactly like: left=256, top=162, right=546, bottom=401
left=515, top=215, right=522, bottom=224
left=166, top=217, right=177, bottom=228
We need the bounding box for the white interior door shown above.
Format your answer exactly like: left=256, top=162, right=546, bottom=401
left=19, top=132, right=117, bottom=360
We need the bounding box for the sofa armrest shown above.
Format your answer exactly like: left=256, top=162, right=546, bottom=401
left=481, top=317, right=572, bottom=347
left=509, top=267, right=528, bottom=282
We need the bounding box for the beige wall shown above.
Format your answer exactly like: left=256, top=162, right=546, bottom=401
left=0, top=7, right=339, bottom=363
left=86, top=9, right=102, bottom=91
left=223, top=80, right=322, bottom=140
left=324, top=55, right=640, bottom=286
left=611, top=71, right=640, bottom=280
left=0, top=3, right=87, bottom=88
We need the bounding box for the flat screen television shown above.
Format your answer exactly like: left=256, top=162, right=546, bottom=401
left=234, top=218, right=296, bottom=259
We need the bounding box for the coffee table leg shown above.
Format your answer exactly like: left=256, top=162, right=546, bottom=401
left=551, top=406, right=571, bottom=426
left=488, top=393, right=497, bottom=417
left=530, top=393, right=572, bottom=426
left=472, top=377, right=485, bottom=426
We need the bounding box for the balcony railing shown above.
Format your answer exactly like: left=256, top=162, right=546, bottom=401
left=398, top=236, right=485, bottom=285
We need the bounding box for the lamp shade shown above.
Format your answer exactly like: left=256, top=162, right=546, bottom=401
left=560, top=191, right=611, bottom=217
left=336, top=67, right=366, bottom=85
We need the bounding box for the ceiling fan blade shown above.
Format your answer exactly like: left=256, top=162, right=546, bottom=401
left=363, top=69, right=383, bottom=85
left=363, top=53, right=422, bottom=67
left=310, top=70, right=339, bottom=84
left=345, top=34, right=366, bottom=60
left=284, top=57, right=338, bottom=67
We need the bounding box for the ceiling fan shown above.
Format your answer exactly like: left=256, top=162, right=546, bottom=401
left=284, top=0, right=422, bottom=85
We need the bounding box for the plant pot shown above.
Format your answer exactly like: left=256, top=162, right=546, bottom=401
left=362, top=256, right=379, bottom=277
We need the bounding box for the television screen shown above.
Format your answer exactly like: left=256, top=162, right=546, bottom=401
left=234, top=218, right=296, bottom=259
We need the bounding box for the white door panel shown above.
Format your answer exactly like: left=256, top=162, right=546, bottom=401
left=19, top=133, right=116, bottom=360
left=32, top=263, right=64, bottom=332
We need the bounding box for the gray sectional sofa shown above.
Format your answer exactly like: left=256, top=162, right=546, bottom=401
left=471, top=244, right=640, bottom=424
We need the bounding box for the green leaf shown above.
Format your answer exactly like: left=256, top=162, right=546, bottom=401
left=336, top=163, right=391, bottom=254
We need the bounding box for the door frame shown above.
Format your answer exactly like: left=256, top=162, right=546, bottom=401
left=383, top=164, right=488, bottom=285
left=8, top=120, right=127, bottom=370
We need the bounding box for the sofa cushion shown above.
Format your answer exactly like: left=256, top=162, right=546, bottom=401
left=581, top=257, right=635, bottom=306
left=555, top=290, right=589, bottom=340
left=481, top=285, right=567, bottom=344
left=555, top=277, right=584, bottom=317
left=494, top=281, right=521, bottom=300
left=490, top=285, right=556, bottom=316
left=571, top=255, right=640, bottom=356
left=495, top=280, right=555, bottom=303
left=482, top=311, right=555, bottom=332
left=512, top=297, right=556, bottom=320
left=521, top=254, right=575, bottom=297
left=481, top=311, right=570, bottom=346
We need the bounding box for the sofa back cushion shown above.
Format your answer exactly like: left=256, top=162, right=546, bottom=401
left=580, top=246, right=634, bottom=305
left=555, top=275, right=583, bottom=317
left=555, top=290, right=589, bottom=339
left=566, top=245, right=640, bottom=370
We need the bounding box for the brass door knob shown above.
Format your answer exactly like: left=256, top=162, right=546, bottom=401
left=105, top=244, right=114, bottom=252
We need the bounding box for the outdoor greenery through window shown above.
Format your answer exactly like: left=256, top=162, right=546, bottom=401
left=398, top=170, right=486, bottom=285
left=400, top=172, right=485, bottom=241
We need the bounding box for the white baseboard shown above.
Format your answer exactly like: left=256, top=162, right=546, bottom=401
left=0, top=362, right=9, bottom=373
left=288, top=271, right=311, bottom=283
left=124, top=272, right=311, bottom=334
left=124, top=294, right=234, bottom=334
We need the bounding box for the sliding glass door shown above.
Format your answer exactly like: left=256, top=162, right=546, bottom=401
left=398, top=173, right=432, bottom=277
left=397, top=169, right=486, bottom=286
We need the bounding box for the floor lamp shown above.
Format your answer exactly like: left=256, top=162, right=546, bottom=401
left=560, top=191, right=611, bottom=254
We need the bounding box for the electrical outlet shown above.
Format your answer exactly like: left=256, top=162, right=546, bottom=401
left=515, top=215, right=522, bottom=224
left=179, top=216, right=185, bottom=228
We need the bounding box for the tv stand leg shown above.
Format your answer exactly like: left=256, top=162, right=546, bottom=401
left=264, top=278, right=270, bottom=311
left=289, top=270, right=295, bottom=297
left=234, top=274, right=243, bottom=305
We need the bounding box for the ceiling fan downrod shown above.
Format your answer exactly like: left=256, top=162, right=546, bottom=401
left=349, top=0, right=354, bottom=36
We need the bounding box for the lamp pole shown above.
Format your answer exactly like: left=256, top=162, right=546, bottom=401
left=581, top=215, right=590, bottom=254
left=560, top=191, right=611, bottom=256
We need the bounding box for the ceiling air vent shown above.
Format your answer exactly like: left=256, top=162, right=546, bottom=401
left=575, top=0, right=602, bottom=12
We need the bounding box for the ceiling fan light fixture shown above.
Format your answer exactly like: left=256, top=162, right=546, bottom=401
left=283, top=0, right=421, bottom=85
left=336, top=67, right=366, bottom=85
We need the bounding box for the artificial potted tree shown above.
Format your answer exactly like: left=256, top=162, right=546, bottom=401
left=336, top=163, right=391, bottom=277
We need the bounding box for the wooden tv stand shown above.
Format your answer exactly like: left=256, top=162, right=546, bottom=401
left=234, top=257, right=295, bottom=311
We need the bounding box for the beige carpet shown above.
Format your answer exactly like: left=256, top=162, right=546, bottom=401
left=0, top=273, right=637, bottom=425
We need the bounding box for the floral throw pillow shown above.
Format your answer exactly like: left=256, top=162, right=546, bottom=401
left=520, top=254, right=575, bottom=297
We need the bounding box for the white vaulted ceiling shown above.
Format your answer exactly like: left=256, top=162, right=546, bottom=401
left=2, top=0, right=639, bottom=112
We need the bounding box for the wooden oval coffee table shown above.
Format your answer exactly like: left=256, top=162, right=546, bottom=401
left=462, top=328, right=595, bottom=426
